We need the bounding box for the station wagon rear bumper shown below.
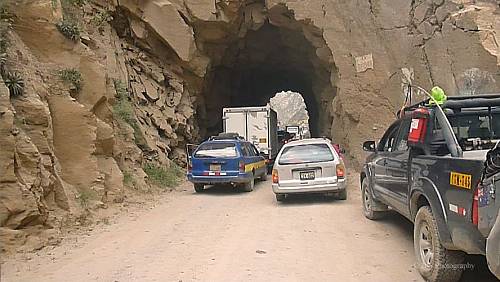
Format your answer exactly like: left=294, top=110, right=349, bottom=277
left=187, top=173, right=253, bottom=184
left=272, top=179, right=346, bottom=194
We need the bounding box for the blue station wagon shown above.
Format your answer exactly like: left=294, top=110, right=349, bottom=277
left=187, top=136, right=267, bottom=193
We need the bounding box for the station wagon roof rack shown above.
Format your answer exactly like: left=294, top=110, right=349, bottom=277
left=209, top=132, right=245, bottom=141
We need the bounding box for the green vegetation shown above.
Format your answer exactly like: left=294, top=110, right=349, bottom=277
left=76, top=189, right=96, bottom=209
left=62, top=0, right=86, bottom=6
left=91, top=10, right=112, bottom=27
left=58, top=68, right=82, bottom=91
left=143, top=163, right=184, bottom=189
left=113, top=79, right=134, bottom=123
left=51, top=0, right=58, bottom=9
left=112, top=79, right=148, bottom=149
left=4, top=71, right=24, bottom=97
left=56, top=19, right=80, bottom=41
left=123, top=171, right=134, bottom=187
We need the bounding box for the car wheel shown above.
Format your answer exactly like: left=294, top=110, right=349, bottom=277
left=242, top=177, right=254, bottom=192
left=194, top=183, right=204, bottom=193
left=414, top=206, right=465, bottom=282
left=361, top=177, right=387, bottom=220
left=276, top=194, right=286, bottom=202
left=336, top=189, right=347, bottom=200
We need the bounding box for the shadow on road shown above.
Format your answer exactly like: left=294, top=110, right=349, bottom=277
left=276, top=193, right=346, bottom=206
left=192, top=181, right=268, bottom=196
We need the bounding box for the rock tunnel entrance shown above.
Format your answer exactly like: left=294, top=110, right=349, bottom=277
left=195, top=4, right=337, bottom=140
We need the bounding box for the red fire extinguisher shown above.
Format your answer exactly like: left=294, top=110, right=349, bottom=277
left=408, top=108, right=430, bottom=145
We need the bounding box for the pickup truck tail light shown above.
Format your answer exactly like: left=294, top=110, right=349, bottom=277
left=239, top=160, right=245, bottom=173
left=472, top=185, right=479, bottom=226
left=336, top=164, right=345, bottom=179
left=272, top=169, right=279, bottom=184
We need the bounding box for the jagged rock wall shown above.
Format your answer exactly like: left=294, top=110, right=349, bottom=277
left=0, top=0, right=199, bottom=252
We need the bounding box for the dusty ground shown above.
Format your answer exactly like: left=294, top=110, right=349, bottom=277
left=0, top=175, right=496, bottom=282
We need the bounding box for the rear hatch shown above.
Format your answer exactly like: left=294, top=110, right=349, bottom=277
left=192, top=142, right=240, bottom=176
left=276, top=143, right=338, bottom=187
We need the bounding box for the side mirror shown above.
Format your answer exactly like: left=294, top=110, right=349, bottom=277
left=363, top=141, right=377, bottom=152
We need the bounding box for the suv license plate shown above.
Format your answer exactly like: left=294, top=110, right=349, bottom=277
left=209, top=164, right=221, bottom=171
left=300, top=171, right=315, bottom=180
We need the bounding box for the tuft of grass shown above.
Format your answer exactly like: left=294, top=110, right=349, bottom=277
left=143, top=163, right=184, bottom=189
left=113, top=79, right=134, bottom=123
left=112, top=79, right=148, bottom=149
left=4, top=71, right=24, bottom=98
left=62, top=0, right=86, bottom=6
left=91, top=10, right=112, bottom=27
left=76, top=189, right=95, bottom=209
left=56, top=19, right=80, bottom=41
left=58, top=68, right=82, bottom=92
left=123, top=171, right=134, bottom=187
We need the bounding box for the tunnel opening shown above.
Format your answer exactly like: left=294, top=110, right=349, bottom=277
left=194, top=3, right=337, bottom=140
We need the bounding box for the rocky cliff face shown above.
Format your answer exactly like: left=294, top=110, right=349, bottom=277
left=0, top=0, right=498, bottom=252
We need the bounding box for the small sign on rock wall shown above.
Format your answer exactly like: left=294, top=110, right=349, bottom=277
left=355, top=53, right=374, bottom=73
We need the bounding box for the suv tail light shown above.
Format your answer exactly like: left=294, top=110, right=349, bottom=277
left=272, top=169, right=279, bottom=184
left=239, top=160, right=245, bottom=173
left=472, top=185, right=479, bottom=226
left=187, top=159, right=192, bottom=172
left=336, top=164, right=345, bottom=179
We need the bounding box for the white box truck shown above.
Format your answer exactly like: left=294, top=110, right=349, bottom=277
left=223, top=105, right=278, bottom=170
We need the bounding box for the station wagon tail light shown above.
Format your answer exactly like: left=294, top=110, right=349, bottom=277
left=272, top=169, right=279, bottom=184
left=239, top=160, right=245, bottom=173
left=336, top=164, right=345, bottom=179
left=472, top=185, right=479, bottom=226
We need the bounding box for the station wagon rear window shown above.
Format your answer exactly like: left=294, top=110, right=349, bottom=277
left=194, top=143, right=238, bottom=158
left=279, top=144, right=335, bottom=165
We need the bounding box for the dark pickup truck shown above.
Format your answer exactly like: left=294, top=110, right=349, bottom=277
left=360, top=94, right=500, bottom=282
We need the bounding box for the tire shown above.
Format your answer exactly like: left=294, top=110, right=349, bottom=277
left=336, top=189, right=347, bottom=200
left=276, top=194, right=286, bottom=202
left=242, top=177, right=255, bottom=192
left=414, top=206, right=465, bottom=282
left=194, top=183, right=204, bottom=193
left=361, top=177, right=387, bottom=220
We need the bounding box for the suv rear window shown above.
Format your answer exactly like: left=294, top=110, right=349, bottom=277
left=278, top=143, right=335, bottom=165
left=194, top=142, right=238, bottom=158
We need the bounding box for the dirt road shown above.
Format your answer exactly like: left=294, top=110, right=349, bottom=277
left=2, top=175, right=427, bottom=282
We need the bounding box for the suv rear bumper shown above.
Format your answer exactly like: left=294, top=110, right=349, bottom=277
left=272, top=179, right=346, bottom=194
